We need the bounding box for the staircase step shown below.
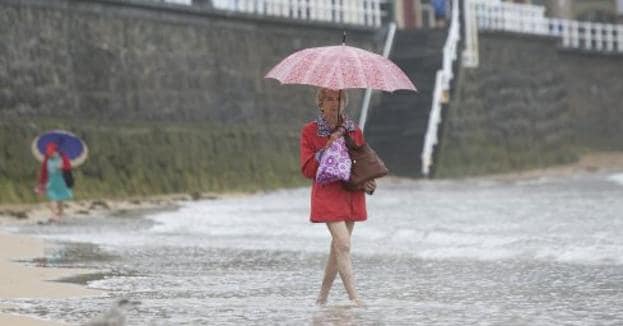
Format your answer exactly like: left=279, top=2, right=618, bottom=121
left=365, top=28, right=446, bottom=178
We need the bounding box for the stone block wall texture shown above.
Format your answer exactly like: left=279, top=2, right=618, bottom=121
left=0, top=0, right=382, bottom=203
left=435, top=32, right=623, bottom=177
left=0, top=0, right=380, bottom=123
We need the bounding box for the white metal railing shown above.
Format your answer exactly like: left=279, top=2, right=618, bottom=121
left=463, top=0, right=623, bottom=67
left=359, top=22, right=397, bottom=132
left=474, top=0, right=547, bottom=34
left=212, top=0, right=385, bottom=27
left=163, top=0, right=192, bottom=4
left=421, top=0, right=460, bottom=176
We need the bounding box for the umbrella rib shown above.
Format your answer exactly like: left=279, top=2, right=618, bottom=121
left=301, top=46, right=331, bottom=86
left=335, top=53, right=343, bottom=90
left=326, top=58, right=340, bottom=89
left=318, top=47, right=340, bottom=89
left=371, top=57, right=386, bottom=91
left=269, top=47, right=312, bottom=83
left=386, top=61, right=398, bottom=91
left=272, top=53, right=301, bottom=82
left=386, top=62, right=402, bottom=91
left=348, top=46, right=367, bottom=89
left=395, top=63, right=409, bottom=91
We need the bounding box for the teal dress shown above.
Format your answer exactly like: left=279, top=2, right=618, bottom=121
left=46, top=156, right=73, bottom=201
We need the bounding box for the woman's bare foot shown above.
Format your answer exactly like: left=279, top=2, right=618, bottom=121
left=350, top=298, right=365, bottom=307
left=315, top=298, right=327, bottom=305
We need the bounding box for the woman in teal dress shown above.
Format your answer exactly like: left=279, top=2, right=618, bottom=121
left=37, top=142, right=73, bottom=223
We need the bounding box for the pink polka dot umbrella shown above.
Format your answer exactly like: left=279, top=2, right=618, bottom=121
left=265, top=42, right=416, bottom=92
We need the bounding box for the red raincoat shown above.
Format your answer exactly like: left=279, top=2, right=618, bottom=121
left=38, top=153, right=72, bottom=188
left=300, top=121, right=367, bottom=223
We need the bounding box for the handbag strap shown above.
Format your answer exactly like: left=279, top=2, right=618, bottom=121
left=343, top=131, right=359, bottom=150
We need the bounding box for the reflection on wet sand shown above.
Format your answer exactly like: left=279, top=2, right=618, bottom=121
left=311, top=305, right=357, bottom=326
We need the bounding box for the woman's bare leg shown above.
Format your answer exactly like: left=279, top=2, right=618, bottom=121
left=316, top=222, right=354, bottom=304
left=49, top=201, right=61, bottom=222
left=57, top=201, right=64, bottom=220
left=319, top=221, right=361, bottom=304
left=48, top=201, right=57, bottom=221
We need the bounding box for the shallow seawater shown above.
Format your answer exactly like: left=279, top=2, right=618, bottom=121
left=2, top=173, right=623, bottom=325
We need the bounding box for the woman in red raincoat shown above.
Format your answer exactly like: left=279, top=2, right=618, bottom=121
left=300, top=88, right=376, bottom=305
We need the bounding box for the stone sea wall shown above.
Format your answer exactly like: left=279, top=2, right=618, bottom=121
left=435, top=32, right=623, bottom=177
left=0, top=0, right=383, bottom=203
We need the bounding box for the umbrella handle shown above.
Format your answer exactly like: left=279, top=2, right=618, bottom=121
left=342, top=31, right=347, bottom=45
left=337, top=89, right=344, bottom=126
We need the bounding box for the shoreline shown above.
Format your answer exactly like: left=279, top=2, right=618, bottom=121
left=3, top=151, right=623, bottom=222
left=481, top=151, right=623, bottom=181
left=378, top=151, right=623, bottom=186
left=0, top=192, right=220, bottom=225
left=0, top=193, right=202, bottom=325
left=436, top=151, right=623, bottom=182
left=0, top=191, right=242, bottom=325
left=0, top=233, right=102, bottom=326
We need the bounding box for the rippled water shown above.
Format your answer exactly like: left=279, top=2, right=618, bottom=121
left=2, top=173, right=623, bottom=325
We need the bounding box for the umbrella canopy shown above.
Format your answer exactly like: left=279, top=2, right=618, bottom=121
left=265, top=44, right=416, bottom=92
left=32, top=130, right=88, bottom=167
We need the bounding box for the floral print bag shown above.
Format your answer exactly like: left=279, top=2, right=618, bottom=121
left=316, top=137, right=352, bottom=185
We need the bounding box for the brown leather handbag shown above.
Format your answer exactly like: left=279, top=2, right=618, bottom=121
left=343, top=133, right=389, bottom=192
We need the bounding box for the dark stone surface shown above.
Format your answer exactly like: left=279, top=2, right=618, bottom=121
left=0, top=0, right=383, bottom=126
left=0, top=0, right=386, bottom=203
left=436, top=32, right=623, bottom=177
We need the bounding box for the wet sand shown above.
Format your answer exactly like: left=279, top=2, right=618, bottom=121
left=0, top=313, right=64, bottom=326
left=0, top=195, right=185, bottom=226
left=0, top=233, right=101, bottom=325
left=0, top=192, right=228, bottom=325
left=482, top=151, right=623, bottom=181
left=379, top=151, right=623, bottom=185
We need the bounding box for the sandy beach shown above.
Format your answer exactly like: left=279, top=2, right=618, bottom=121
left=481, top=151, right=623, bottom=181
left=0, top=233, right=101, bottom=325
left=0, top=195, right=183, bottom=325
left=0, top=191, right=230, bottom=325
left=1, top=151, right=622, bottom=325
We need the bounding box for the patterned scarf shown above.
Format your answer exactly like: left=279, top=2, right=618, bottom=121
left=315, top=114, right=356, bottom=137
